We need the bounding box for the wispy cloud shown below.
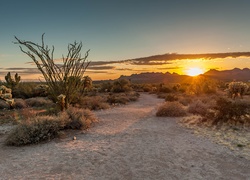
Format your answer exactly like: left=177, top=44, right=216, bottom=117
left=156, top=67, right=180, bottom=70
left=116, top=68, right=134, bottom=71
left=123, top=52, right=250, bottom=65
left=88, top=65, right=115, bottom=70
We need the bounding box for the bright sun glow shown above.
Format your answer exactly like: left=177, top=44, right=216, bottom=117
left=186, top=67, right=204, bottom=76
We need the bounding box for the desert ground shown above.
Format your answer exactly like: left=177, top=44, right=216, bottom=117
left=0, top=93, right=249, bottom=179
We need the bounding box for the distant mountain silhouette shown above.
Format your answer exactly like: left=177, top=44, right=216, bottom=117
left=203, top=68, right=250, bottom=82
left=119, top=72, right=192, bottom=84
left=118, top=68, right=250, bottom=83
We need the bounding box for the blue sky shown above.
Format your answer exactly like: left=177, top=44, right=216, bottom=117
left=1, top=0, right=250, bottom=80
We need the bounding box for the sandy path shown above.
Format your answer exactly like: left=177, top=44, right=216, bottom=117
left=0, top=93, right=250, bottom=179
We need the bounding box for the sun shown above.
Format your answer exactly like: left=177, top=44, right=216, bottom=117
left=186, top=67, right=204, bottom=76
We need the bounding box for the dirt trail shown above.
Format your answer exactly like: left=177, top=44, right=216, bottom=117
left=0, top=93, right=249, bottom=179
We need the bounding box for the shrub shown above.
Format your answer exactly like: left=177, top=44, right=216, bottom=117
left=165, top=94, right=178, bottom=102
left=77, top=96, right=110, bottom=110
left=188, top=76, right=217, bottom=95
left=12, top=82, right=37, bottom=98
left=112, top=79, right=132, bottom=93
left=33, top=84, right=49, bottom=97
left=5, top=107, right=97, bottom=146
left=128, top=92, right=140, bottom=101
left=5, top=116, right=63, bottom=146
left=13, top=98, right=27, bottom=109
left=158, top=85, right=172, bottom=93
left=64, top=107, right=97, bottom=130
left=187, top=100, right=208, bottom=116
left=0, top=100, right=9, bottom=109
left=156, top=102, right=187, bottom=117
left=99, top=82, right=113, bottom=92
left=213, top=98, right=250, bottom=124
left=107, top=93, right=130, bottom=105
left=142, top=84, right=153, bottom=92
left=25, top=97, right=54, bottom=107
left=179, top=96, right=193, bottom=106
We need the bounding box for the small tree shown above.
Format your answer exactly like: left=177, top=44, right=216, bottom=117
left=14, top=34, right=90, bottom=110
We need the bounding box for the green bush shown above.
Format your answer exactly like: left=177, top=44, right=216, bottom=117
left=156, top=102, right=187, bottom=117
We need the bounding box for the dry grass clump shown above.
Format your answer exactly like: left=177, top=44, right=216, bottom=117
left=107, top=93, right=128, bottom=105
left=178, top=96, right=193, bottom=106
left=5, top=116, right=63, bottom=146
left=156, top=101, right=187, bottom=117
left=13, top=98, right=27, bottom=109
left=107, top=92, right=140, bottom=105
left=77, top=96, right=110, bottom=110
left=107, top=94, right=129, bottom=105
left=0, top=100, right=9, bottom=109
left=128, top=92, right=140, bottom=101
left=187, top=100, right=209, bottom=116
left=165, top=94, right=179, bottom=102
left=25, top=97, right=54, bottom=107
left=5, top=107, right=97, bottom=146
left=63, top=107, right=97, bottom=130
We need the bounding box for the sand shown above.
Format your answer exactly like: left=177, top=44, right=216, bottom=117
left=0, top=93, right=249, bottom=179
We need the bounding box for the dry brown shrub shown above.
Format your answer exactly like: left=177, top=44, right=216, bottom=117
left=77, top=96, right=110, bottom=110
left=5, top=115, right=62, bottom=146
left=187, top=100, right=209, bottom=116
left=13, top=98, right=27, bottom=109
left=25, top=97, right=54, bottom=107
left=179, top=96, right=193, bottom=106
left=63, top=107, right=97, bottom=130
left=0, top=100, right=9, bottom=109
left=156, top=102, right=187, bottom=117
left=5, top=107, right=97, bottom=146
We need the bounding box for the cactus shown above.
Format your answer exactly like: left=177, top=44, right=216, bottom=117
left=83, top=76, right=92, bottom=92
left=5, top=72, right=21, bottom=88
left=57, top=94, right=66, bottom=111
left=0, top=85, right=14, bottom=108
left=228, top=81, right=248, bottom=99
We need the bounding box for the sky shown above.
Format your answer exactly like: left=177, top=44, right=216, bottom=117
left=1, top=0, right=250, bottom=81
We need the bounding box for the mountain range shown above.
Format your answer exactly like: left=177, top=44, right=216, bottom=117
left=118, top=68, right=250, bottom=84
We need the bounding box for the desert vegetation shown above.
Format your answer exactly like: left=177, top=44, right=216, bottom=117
left=0, top=35, right=142, bottom=146
left=1, top=36, right=249, bottom=148
left=153, top=77, right=250, bottom=127
left=0, top=74, right=140, bottom=146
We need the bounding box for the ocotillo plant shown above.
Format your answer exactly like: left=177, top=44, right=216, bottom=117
left=14, top=34, right=90, bottom=110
